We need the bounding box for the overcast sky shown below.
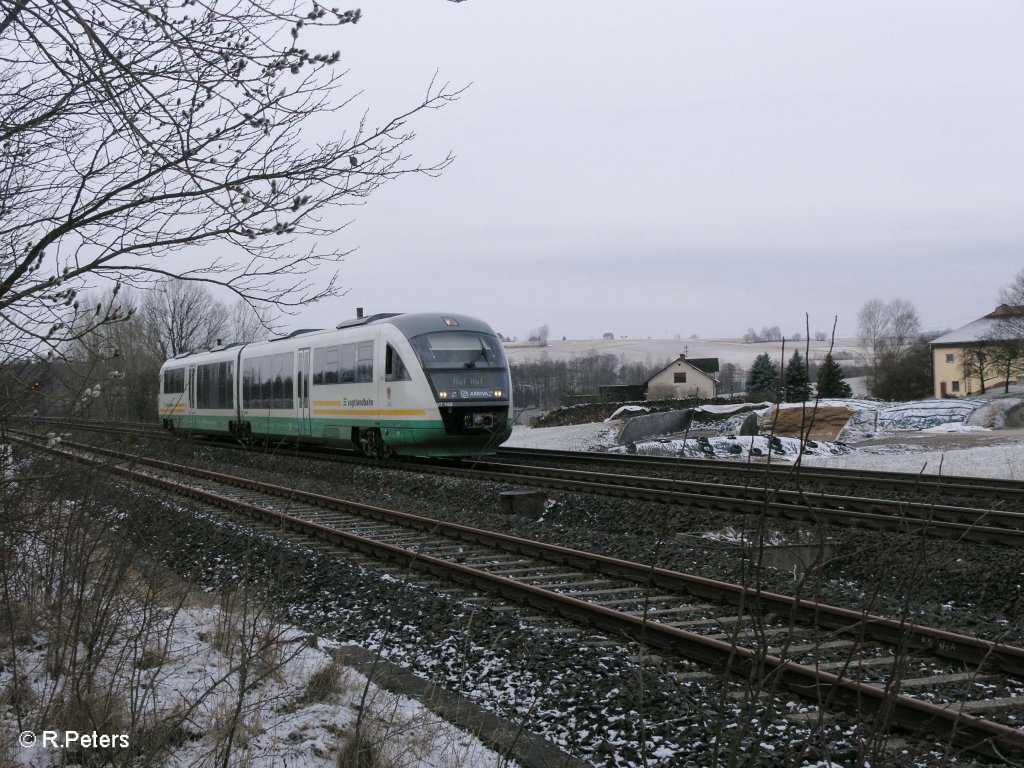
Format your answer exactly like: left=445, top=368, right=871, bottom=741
left=288, top=1, right=1024, bottom=341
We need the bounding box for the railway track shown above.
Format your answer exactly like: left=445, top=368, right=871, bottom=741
left=497, top=445, right=1024, bottom=503
left=12, top=417, right=1024, bottom=545
left=13, top=430, right=1024, bottom=760
left=417, top=456, right=1024, bottom=546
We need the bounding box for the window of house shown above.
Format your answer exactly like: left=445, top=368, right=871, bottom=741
left=951, top=380, right=960, bottom=393
left=945, top=353, right=955, bottom=364
left=673, top=372, right=687, bottom=384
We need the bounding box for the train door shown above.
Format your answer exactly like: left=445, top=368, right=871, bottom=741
left=383, top=339, right=415, bottom=413
left=186, top=365, right=196, bottom=430
left=296, top=347, right=311, bottom=435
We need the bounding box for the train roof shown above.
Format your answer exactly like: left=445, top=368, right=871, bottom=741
left=387, top=313, right=497, bottom=337
left=161, top=312, right=499, bottom=365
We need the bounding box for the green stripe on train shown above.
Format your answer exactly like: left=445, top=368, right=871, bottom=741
left=165, top=414, right=511, bottom=456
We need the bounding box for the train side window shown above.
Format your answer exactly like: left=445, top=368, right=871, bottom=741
left=385, top=345, right=410, bottom=382
left=163, top=367, right=185, bottom=394
left=260, top=356, right=273, bottom=407
left=224, top=362, right=234, bottom=407
left=267, top=352, right=293, bottom=409
left=280, top=352, right=294, bottom=408
left=338, top=343, right=356, bottom=383
left=323, top=346, right=340, bottom=384
left=312, top=348, right=325, bottom=385
left=242, top=360, right=256, bottom=407
left=356, top=341, right=374, bottom=383
left=272, top=360, right=284, bottom=408
left=196, top=361, right=233, bottom=409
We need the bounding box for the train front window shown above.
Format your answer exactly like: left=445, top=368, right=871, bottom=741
left=409, top=332, right=505, bottom=370
left=409, top=332, right=508, bottom=401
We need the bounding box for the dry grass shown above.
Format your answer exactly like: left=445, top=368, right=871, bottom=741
left=0, top=672, right=36, bottom=717
left=48, top=686, right=129, bottom=736
left=336, top=720, right=388, bottom=768
left=293, top=658, right=347, bottom=709
left=761, top=404, right=855, bottom=440
left=207, top=696, right=265, bottom=751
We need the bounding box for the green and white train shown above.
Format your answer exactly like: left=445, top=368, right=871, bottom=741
left=157, top=312, right=513, bottom=457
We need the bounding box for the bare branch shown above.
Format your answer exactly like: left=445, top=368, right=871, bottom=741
left=0, top=0, right=459, bottom=351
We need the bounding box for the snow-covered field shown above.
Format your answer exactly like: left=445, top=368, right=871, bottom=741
left=505, top=397, right=1024, bottom=480
left=504, top=336, right=867, bottom=369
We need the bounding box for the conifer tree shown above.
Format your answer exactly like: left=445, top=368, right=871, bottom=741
left=816, top=353, right=853, bottom=398
left=783, top=350, right=811, bottom=402
left=745, top=353, right=779, bottom=399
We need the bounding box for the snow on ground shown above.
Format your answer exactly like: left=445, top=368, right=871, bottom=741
left=505, top=398, right=1024, bottom=480
left=3, top=606, right=510, bottom=768
left=507, top=422, right=623, bottom=452
left=802, top=443, right=1024, bottom=480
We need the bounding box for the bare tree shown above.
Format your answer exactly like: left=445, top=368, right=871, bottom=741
left=0, top=0, right=458, bottom=357
left=857, top=298, right=921, bottom=394
left=995, top=269, right=1024, bottom=338
left=528, top=324, right=550, bottom=345
left=228, top=300, right=275, bottom=344
left=857, top=298, right=890, bottom=382
left=980, top=270, right=1024, bottom=392
left=141, top=280, right=230, bottom=359
left=984, top=338, right=1024, bottom=393
left=884, top=298, right=920, bottom=360
left=961, top=347, right=993, bottom=395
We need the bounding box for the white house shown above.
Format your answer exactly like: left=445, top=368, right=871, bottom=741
left=645, top=355, right=719, bottom=399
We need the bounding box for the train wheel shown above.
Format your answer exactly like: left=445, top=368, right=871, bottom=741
left=358, top=428, right=392, bottom=459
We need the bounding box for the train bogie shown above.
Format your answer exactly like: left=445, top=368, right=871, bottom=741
left=157, top=312, right=513, bottom=457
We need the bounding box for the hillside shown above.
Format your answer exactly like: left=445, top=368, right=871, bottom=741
left=503, top=336, right=867, bottom=370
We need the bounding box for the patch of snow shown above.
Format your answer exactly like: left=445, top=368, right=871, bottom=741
left=966, top=397, right=1024, bottom=428
left=606, top=405, right=648, bottom=421
left=802, top=443, right=1024, bottom=480
left=920, top=423, right=990, bottom=434
left=615, top=434, right=851, bottom=462
left=505, top=423, right=622, bottom=452
left=695, top=402, right=771, bottom=415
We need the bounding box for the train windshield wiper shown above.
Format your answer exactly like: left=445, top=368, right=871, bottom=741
left=464, top=339, right=493, bottom=368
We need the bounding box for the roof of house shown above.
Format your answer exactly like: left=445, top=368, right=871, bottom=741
left=686, top=357, right=720, bottom=374
left=930, top=305, right=1024, bottom=346
left=645, top=355, right=720, bottom=384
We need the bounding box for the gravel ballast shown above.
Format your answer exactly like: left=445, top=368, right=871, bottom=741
left=33, top=436, right=1024, bottom=766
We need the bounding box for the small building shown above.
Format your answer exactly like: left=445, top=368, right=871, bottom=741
left=930, top=305, right=1024, bottom=398
left=602, top=332, right=615, bottom=340
left=597, top=383, right=647, bottom=402
left=645, top=355, right=719, bottom=399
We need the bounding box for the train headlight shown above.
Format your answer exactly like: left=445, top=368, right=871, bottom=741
left=493, top=390, right=503, bottom=398
left=439, top=391, right=449, bottom=399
